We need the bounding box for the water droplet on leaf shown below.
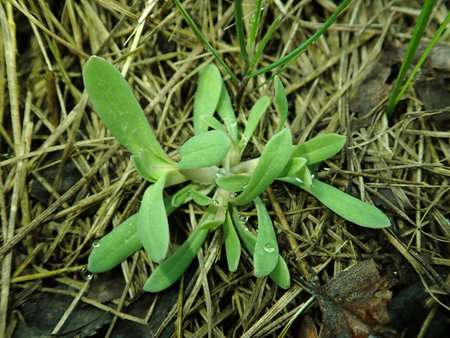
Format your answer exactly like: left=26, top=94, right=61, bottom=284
left=92, top=240, right=100, bottom=248
left=239, top=215, right=248, bottom=224
left=263, top=243, right=275, bottom=253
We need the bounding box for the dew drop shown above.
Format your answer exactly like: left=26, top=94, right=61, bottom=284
left=242, top=181, right=248, bottom=189
left=213, top=200, right=219, bottom=206
left=92, top=240, right=100, bottom=248
left=263, top=243, right=275, bottom=253
left=216, top=172, right=224, bottom=178
left=230, top=192, right=238, bottom=198
left=243, top=226, right=249, bottom=232
left=239, top=215, right=248, bottom=224
left=81, top=268, right=93, bottom=281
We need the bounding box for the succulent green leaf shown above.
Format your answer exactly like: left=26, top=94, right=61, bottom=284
left=200, top=115, right=227, bottom=133
left=215, top=174, right=250, bottom=192
left=278, top=157, right=307, bottom=178
left=87, top=214, right=142, bottom=273
left=296, top=165, right=313, bottom=188
left=216, top=83, right=238, bottom=141
left=223, top=210, right=241, bottom=272
left=254, top=197, right=279, bottom=277
left=178, top=130, right=231, bottom=170
left=137, top=175, right=169, bottom=263
left=274, top=76, right=288, bottom=133
left=132, top=148, right=179, bottom=183
left=144, top=226, right=209, bottom=292
left=232, top=128, right=292, bottom=206
left=199, top=200, right=227, bottom=229
left=291, top=134, right=346, bottom=165
left=194, top=64, right=223, bottom=135
left=239, top=96, right=271, bottom=152
left=231, top=207, right=290, bottom=289
left=83, top=56, right=170, bottom=162
left=88, top=194, right=180, bottom=274
left=190, top=189, right=213, bottom=206
left=281, top=177, right=391, bottom=228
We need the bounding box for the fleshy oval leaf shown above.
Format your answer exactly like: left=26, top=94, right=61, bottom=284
left=144, top=226, right=209, bottom=292
left=232, top=128, right=292, bottom=206
left=194, top=64, right=223, bottom=135
left=254, top=197, right=279, bottom=277
left=291, top=134, right=346, bottom=164
left=223, top=210, right=241, bottom=272
left=83, top=56, right=170, bottom=162
left=230, top=207, right=290, bottom=288
left=178, top=130, right=231, bottom=170
left=137, top=175, right=169, bottom=263
left=281, top=177, right=391, bottom=228
left=215, top=174, right=250, bottom=192
left=88, top=214, right=142, bottom=273
left=239, top=96, right=271, bottom=153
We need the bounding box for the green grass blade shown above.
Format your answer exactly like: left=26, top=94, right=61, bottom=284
left=137, top=175, right=170, bottom=262
left=239, top=96, right=270, bottom=153
left=173, top=0, right=238, bottom=84
left=178, top=130, right=231, bottom=170
left=247, top=0, right=263, bottom=56
left=83, top=56, right=170, bottom=162
left=254, top=197, right=279, bottom=277
left=223, top=210, right=241, bottom=272
left=247, top=0, right=352, bottom=79
left=194, top=65, right=223, bottom=135
left=232, top=128, right=292, bottom=206
left=274, top=75, right=288, bottom=133
left=385, top=0, right=437, bottom=116
left=248, top=16, right=280, bottom=74
left=233, top=0, right=249, bottom=65
left=281, top=177, right=391, bottom=228
left=144, top=226, right=209, bottom=292
left=392, top=10, right=450, bottom=113
left=291, top=134, right=346, bottom=164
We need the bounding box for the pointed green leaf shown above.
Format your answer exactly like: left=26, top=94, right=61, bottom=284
left=239, top=96, right=271, bottom=152
left=231, top=207, right=290, bottom=289
left=198, top=200, right=227, bottom=229
left=200, top=115, right=227, bottom=132
left=216, top=83, right=238, bottom=141
left=281, top=177, right=391, bottom=228
left=232, top=128, right=292, bottom=206
left=274, top=75, right=288, bottom=133
left=215, top=174, right=250, bottom=192
left=178, top=130, right=231, bottom=170
left=137, top=175, right=169, bottom=262
left=278, top=157, right=307, bottom=178
left=144, top=226, right=209, bottom=292
left=194, top=64, right=223, bottom=135
left=190, top=189, right=213, bottom=206
left=254, top=197, right=279, bottom=277
left=83, top=56, right=170, bottom=162
left=223, top=210, right=241, bottom=272
left=291, top=134, right=346, bottom=164
left=297, top=165, right=313, bottom=188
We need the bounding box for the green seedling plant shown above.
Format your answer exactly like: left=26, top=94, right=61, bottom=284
left=83, top=57, right=390, bottom=292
